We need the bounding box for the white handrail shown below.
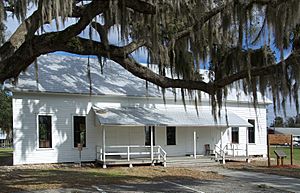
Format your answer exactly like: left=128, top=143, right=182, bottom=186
left=96, top=145, right=167, bottom=166
left=214, top=144, right=227, bottom=164
left=157, top=145, right=167, bottom=162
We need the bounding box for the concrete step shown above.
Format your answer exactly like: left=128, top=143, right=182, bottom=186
left=214, top=156, right=250, bottom=162
left=166, top=156, right=218, bottom=167
left=167, top=159, right=215, bottom=163
left=167, top=162, right=219, bottom=167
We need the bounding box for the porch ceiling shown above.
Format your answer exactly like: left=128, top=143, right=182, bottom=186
left=93, top=106, right=253, bottom=127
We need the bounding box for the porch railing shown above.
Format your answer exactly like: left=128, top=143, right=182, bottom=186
left=227, top=143, right=245, bottom=157
left=214, top=144, right=227, bottom=164
left=96, top=145, right=167, bottom=166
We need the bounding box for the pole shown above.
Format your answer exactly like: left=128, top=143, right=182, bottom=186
left=291, top=134, right=293, bottom=165
left=102, top=127, right=106, bottom=168
left=77, top=143, right=82, bottom=167
left=193, top=130, right=197, bottom=159
left=150, top=126, right=154, bottom=165
left=267, top=134, right=270, bottom=167
left=79, top=149, right=82, bottom=167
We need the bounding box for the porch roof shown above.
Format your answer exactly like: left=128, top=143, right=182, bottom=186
left=93, top=106, right=252, bottom=127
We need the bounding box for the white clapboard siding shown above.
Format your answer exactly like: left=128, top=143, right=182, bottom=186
left=13, top=92, right=268, bottom=164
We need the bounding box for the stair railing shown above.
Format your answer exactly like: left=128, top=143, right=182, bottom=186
left=214, top=144, right=227, bottom=164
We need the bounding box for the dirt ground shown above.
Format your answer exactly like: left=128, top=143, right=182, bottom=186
left=0, top=163, right=293, bottom=193
left=0, top=150, right=298, bottom=193
left=0, top=164, right=221, bottom=192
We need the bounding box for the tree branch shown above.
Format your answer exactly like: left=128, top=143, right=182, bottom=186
left=113, top=57, right=214, bottom=94
left=123, top=0, right=156, bottom=14
left=91, top=22, right=110, bottom=50
left=214, top=48, right=300, bottom=88
left=171, top=0, right=290, bottom=42
left=0, top=34, right=213, bottom=94
left=0, top=9, right=42, bottom=60
left=4, top=6, right=14, bottom=13
left=1, top=29, right=299, bottom=96
left=0, top=0, right=108, bottom=61
left=170, top=1, right=231, bottom=42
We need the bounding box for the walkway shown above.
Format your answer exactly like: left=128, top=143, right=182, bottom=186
left=196, top=166, right=300, bottom=193
left=219, top=169, right=300, bottom=193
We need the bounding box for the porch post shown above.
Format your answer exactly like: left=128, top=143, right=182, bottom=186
left=102, top=127, right=106, bottom=168
left=220, top=130, right=223, bottom=149
left=220, top=129, right=225, bottom=164
left=246, top=127, right=249, bottom=157
left=150, top=126, right=154, bottom=165
left=193, top=130, right=197, bottom=159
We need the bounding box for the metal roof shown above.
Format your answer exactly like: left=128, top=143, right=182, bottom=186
left=6, top=54, right=271, bottom=104
left=273, top=127, right=300, bottom=136
left=93, top=106, right=253, bottom=127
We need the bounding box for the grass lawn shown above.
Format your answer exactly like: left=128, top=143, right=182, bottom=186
left=270, top=146, right=300, bottom=165
left=0, top=148, right=13, bottom=158
left=0, top=165, right=222, bottom=193
left=0, top=148, right=13, bottom=166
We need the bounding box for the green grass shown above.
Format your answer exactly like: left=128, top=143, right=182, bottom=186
left=0, top=148, right=13, bottom=158
left=270, top=146, right=300, bottom=165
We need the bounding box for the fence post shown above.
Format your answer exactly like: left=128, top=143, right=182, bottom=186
left=291, top=134, right=293, bottom=165
left=127, top=146, right=130, bottom=161
left=222, top=152, right=225, bottom=164
left=100, top=147, right=103, bottom=161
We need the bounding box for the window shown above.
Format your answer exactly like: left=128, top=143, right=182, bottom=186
left=145, top=126, right=155, bottom=146
left=248, top=119, right=255, bottom=143
left=231, top=127, right=239, bottom=144
left=38, top=115, right=52, bottom=148
left=74, top=116, right=86, bottom=147
left=166, top=127, right=176, bottom=145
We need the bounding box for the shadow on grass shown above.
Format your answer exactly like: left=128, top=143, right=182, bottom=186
left=0, top=148, right=13, bottom=166
left=0, top=166, right=219, bottom=193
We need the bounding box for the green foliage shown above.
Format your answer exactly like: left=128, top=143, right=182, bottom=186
left=0, top=148, right=13, bottom=159
left=286, top=117, right=295, bottom=127
left=0, top=90, right=12, bottom=135
left=272, top=116, right=284, bottom=127
left=270, top=146, right=300, bottom=165
left=271, top=114, right=300, bottom=128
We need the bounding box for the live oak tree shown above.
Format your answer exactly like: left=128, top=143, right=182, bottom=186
left=0, top=90, right=12, bottom=135
left=0, top=0, right=300, bottom=117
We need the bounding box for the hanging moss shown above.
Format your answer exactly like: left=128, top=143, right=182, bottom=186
left=2, top=0, right=300, bottom=118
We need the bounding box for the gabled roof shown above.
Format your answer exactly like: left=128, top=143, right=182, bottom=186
left=8, top=54, right=162, bottom=97
left=271, top=127, right=300, bottom=136
left=6, top=54, right=271, bottom=103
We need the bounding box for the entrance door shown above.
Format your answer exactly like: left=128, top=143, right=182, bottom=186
left=196, top=131, right=203, bottom=155
left=144, top=126, right=155, bottom=145
left=196, top=128, right=214, bottom=155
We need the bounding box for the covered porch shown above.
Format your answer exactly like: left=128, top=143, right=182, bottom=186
left=93, top=106, right=252, bottom=168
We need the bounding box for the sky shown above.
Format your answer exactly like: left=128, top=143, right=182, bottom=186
left=3, top=5, right=299, bottom=126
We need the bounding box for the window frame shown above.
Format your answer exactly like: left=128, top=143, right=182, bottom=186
left=36, top=114, right=53, bottom=149
left=166, top=126, right=176, bottom=145
left=248, top=119, right=255, bottom=144
left=72, top=115, right=87, bottom=148
left=231, top=127, right=239, bottom=144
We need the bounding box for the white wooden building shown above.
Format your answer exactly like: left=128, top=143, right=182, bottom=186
left=7, top=54, right=270, bottom=166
